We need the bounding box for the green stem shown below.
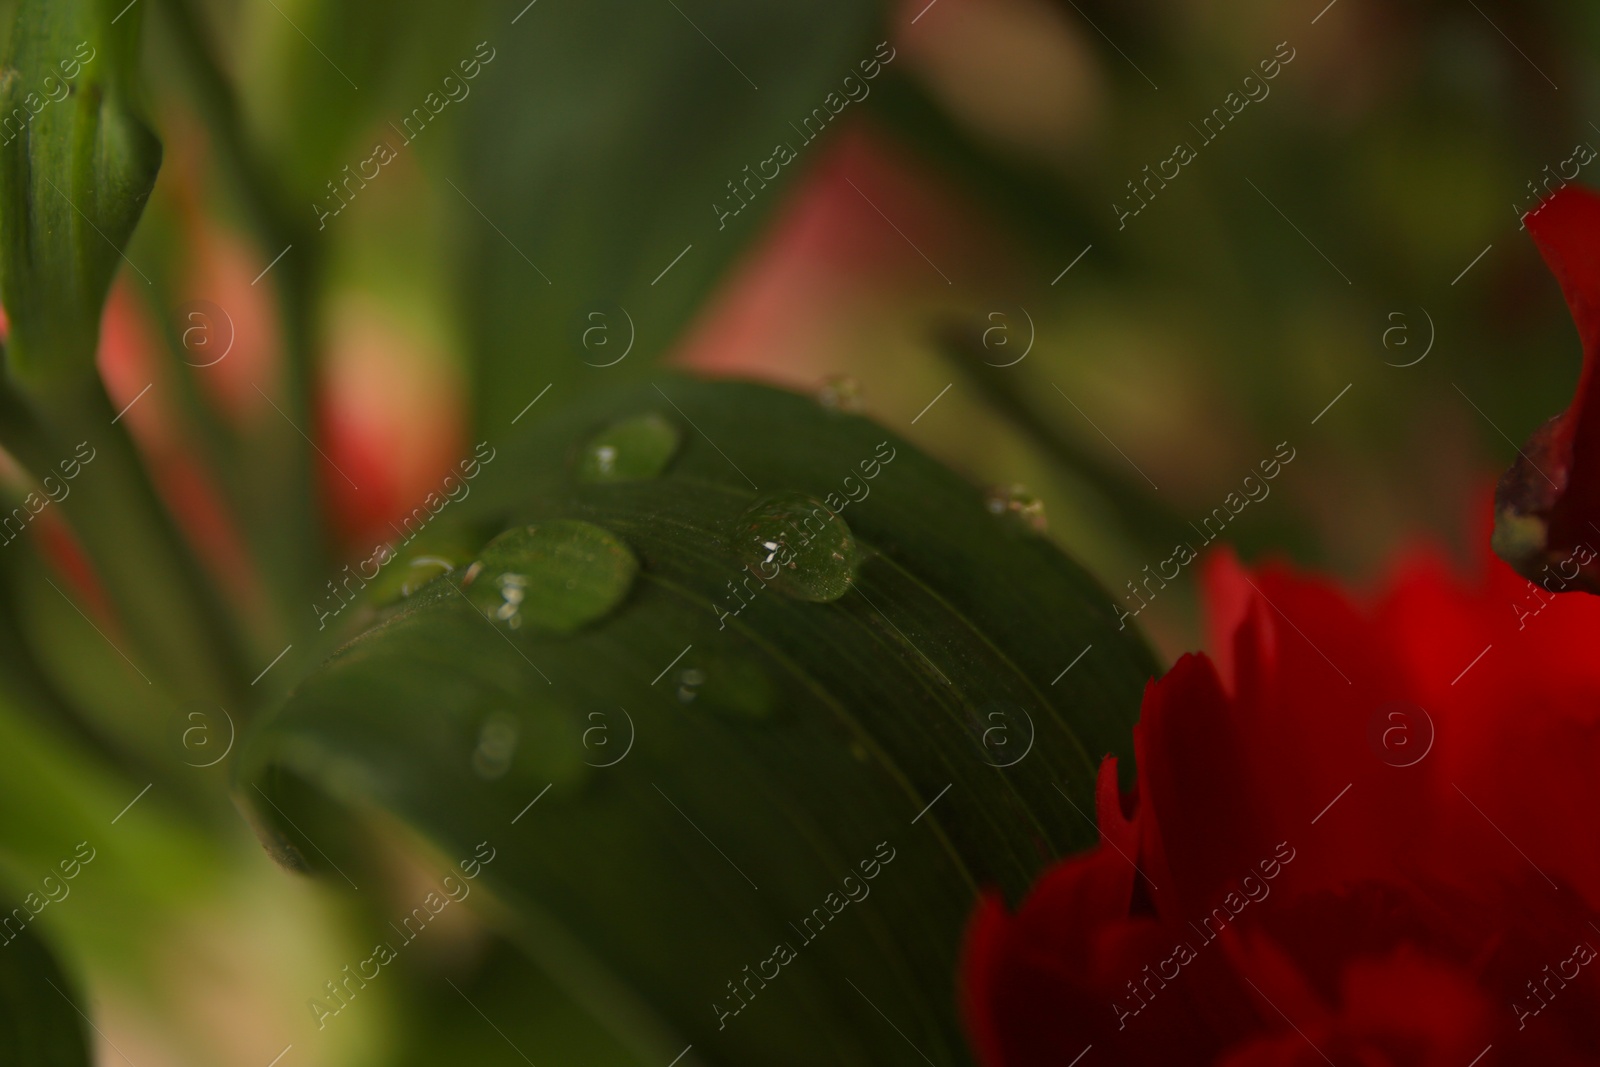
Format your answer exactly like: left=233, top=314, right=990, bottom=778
left=156, top=0, right=296, bottom=249
left=0, top=376, right=245, bottom=703
left=0, top=533, right=225, bottom=818
left=155, top=0, right=328, bottom=626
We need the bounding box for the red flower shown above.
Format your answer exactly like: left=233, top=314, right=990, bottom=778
left=1494, top=185, right=1600, bottom=590
left=962, top=539, right=1600, bottom=1065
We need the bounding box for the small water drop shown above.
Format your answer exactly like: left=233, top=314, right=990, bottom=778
left=673, top=655, right=775, bottom=720
left=400, top=556, right=457, bottom=596
left=493, top=573, right=528, bottom=628
left=461, top=521, right=639, bottom=634
left=677, top=667, right=705, bottom=704
left=577, top=414, right=681, bottom=483
left=850, top=741, right=869, bottom=763
left=733, top=493, right=859, bottom=602
left=472, top=709, right=520, bottom=780
left=817, top=375, right=864, bottom=414
left=985, top=485, right=1047, bottom=533
left=367, top=526, right=485, bottom=605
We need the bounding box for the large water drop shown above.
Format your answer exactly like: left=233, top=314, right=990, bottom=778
left=577, top=414, right=680, bottom=483
left=733, top=493, right=859, bottom=603
left=461, top=521, right=639, bottom=634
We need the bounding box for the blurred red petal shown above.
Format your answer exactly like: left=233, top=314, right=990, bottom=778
left=960, top=892, right=1013, bottom=1067
left=1525, top=186, right=1600, bottom=494
left=1495, top=185, right=1600, bottom=582
left=1135, top=652, right=1272, bottom=919
left=315, top=300, right=463, bottom=549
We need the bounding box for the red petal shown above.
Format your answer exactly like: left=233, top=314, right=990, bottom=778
left=960, top=846, right=1214, bottom=1066
left=1094, top=756, right=1139, bottom=865
left=1135, top=653, right=1274, bottom=920
left=1496, top=185, right=1600, bottom=575
left=1201, top=549, right=1257, bottom=693
left=960, top=892, right=1013, bottom=1067
left=1526, top=185, right=1600, bottom=485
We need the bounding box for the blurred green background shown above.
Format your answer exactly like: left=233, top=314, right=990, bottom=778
left=2, top=0, right=1598, bottom=1061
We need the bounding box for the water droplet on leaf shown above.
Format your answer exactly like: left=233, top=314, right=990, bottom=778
left=675, top=654, right=774, bottom=720
left=677, top=667, right=705, bottom=704
left=367, top=526, right=486, bottom=605
left=733, top=493, right=859, bottom=602
left=400, top=556, right=459, bottom=596
left=985, top=485, right=1047, bottom=533
left=459, top=693, right=593, bottom=790
left=472, top=709, right=520, bottom=780
left=817, top=375, right=864, bottom=413
left=577, top=414, right=680, bottom=483
left=461, top=521, right=639, bottom=634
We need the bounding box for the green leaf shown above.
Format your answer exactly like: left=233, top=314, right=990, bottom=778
left=241, top=0, right=487, bottom=201
left=0, top=0, right=160, bottom=387
left=241, top=378, right=1157, bottom=1065
left=386, top=937, right=640, bottom=1067
left=455, top=0, right=890, bottom=428
left=0, top=920, right=90, bottom=1067
left=0, top=675, right=224, bottom=969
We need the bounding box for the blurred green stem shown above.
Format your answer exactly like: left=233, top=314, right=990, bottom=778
left=0, top=376, right=244, bottom=703
left=155, top=0, right=328, bottom=630
left=0, top=535, right=210, bottom=809
left=935, top=327, right=1191, bottom=558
